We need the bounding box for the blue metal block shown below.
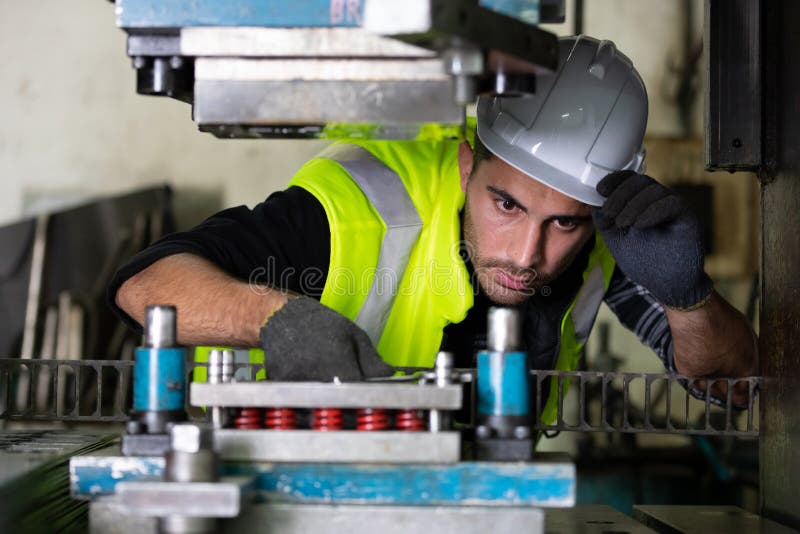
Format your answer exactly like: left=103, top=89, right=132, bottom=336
left=477, top=350, right=530, bottom=416
left=237, top=462, right=574, bottom=506
left=70, top=455, right=165, bottom=500
left=117, top=0, right=365, bottom=29
left=71, top=456, right=574, bottom=506
left=133, top=347, right=186, bottom=411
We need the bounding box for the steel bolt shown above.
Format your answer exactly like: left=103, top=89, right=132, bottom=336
left=125, top=420, right=143, bottom=435
left=475, top=425, right=493, bottom=439
left=513, top=425, right=531, bottom=439
left=132, top=56, right=147, bottom=70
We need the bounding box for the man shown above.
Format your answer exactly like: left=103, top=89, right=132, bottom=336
left=110, top=36, right=756, bottom=408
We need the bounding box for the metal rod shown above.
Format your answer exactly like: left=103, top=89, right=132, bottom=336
left=20, top=214, right=49, bottom=360
left=486, top=307, right=521, bottom=352
left=95, top=363, right=103, bottom=417
left=144, top=305, right=177, bottom=348
left=666, top=376, right=673, bottom=431
left=622, top=375, right=630, bottom=431
left=74, top=364, right=82, bottom=417
left=535, top=373, right=542, bottom=426
left=747, top=379, right=755, bottom=432
left=725, top=380, right=733, bottom=431
left=601, top=373, right=609, bottom=430
left=556, top=374, right=564, bottom=426
left=644, top=376, right=652, bottom=430
left=578, top=375, right=586, bottom=430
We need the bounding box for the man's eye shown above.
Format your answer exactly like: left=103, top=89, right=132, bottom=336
left=496, top=199, right=517, bottom=212
left=553, top=218, right=577, bottom=230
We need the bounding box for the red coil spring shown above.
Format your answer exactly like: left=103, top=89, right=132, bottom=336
left=312, top=408, right=344, bottom=431
left=264, top=407, right=297, bottom=430
left=233, top=408, right=263, bottom=429
left=395, top=409, right=426, bottom=431
left=356, top=408, right=390, bottom=431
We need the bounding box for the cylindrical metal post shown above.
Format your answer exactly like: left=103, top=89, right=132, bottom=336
left=429, top=351, right=454, bottom=433
left=144, top=305, right=177, bottom=348
left=130, top=305, right=186, bottom=436
left=486, top=307, right=522, bottom=352
left=207, top=349, right=233, bottom=429
left=476, top=307, right=530, bottom=439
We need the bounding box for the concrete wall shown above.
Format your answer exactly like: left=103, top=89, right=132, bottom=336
left=543, top=0, right=704, bottom=137
left=0, top=1, right=327, bottom=228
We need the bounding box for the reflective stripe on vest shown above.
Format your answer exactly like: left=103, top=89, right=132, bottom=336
left=318, top=144, right=424, bottom=345
left=571, top=262, right=607, bottom=345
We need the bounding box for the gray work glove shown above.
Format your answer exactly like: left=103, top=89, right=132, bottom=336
left=259, top=296, right=395, bottom=381
left=592, top=171, right=713, bottom=309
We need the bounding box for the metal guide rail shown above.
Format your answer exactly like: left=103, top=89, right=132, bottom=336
left=0, top=358, right=760, bottom=437
left=0, top=358, right=133, bottom=423
left=529, top=370, right=759, bottom=438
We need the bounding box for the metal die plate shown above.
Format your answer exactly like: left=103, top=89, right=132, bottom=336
left=228, top=503, right=545, bottom=534
left=632, top=505, right=797, bottom=534
left=116, top=479, right=248, bottom=518
left=180, top=27, right=435, bottom=58
left=547, top=505, right=656, bottom=533
left=191, top=382, right=462, bottom=410
left=215, top=429, right=461, bottom=464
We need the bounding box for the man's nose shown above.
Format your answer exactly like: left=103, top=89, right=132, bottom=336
left=507, top=223, right=543, bottom=269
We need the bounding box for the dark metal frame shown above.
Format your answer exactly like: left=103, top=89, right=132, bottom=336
left=530, top=370, right=759, bottom=437
left=0, top=358, right=760, bottom=439
left=0, top=358, right=133, bottom=423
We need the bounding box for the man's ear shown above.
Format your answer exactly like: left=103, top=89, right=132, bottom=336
left=458, top=141, right=474, bottom=193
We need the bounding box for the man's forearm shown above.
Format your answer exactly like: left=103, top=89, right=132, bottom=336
left=665, top=291, right=758, bottom=378
left=115, top=253, right=291, bottom=347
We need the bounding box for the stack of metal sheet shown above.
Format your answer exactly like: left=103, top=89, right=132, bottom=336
left=0, top=431, right=117, bottom=533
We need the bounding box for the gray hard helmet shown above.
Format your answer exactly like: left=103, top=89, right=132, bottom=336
left=476, top=35, right=648, bottom=206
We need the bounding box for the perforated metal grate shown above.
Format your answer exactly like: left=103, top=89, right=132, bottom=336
left=0, top=359, right=761, bottom=437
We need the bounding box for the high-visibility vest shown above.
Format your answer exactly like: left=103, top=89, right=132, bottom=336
left=289, top=141, right=616, bottom=423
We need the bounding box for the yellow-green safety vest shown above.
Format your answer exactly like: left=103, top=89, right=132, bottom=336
left=288, top=140, right=617, bottom=424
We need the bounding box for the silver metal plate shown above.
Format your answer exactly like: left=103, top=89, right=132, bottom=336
left=193, top=79, right=462, bottom=127
left=215, top=429, right=461, bottom=463
left=90, top=499, right=544, bottom=534
left=191, top=382, right=462, bottom=409
left=632, top=505, right=797, bottom=534
left=195, top=58, right=449, bottom=82
left=546, top=505, right=657, bottom=533
left=116, top=479, right=245, bottom=518
left=229, top=502, right=544, bottom=534
left=180, top=27, right=435, bottom=57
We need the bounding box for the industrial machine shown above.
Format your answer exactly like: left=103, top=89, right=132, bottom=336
left=3, top=1, right=798, bottom=532
left=113, top=0, right=563, bottom=139
left=53, top=305, right=764, bottom=533
left=71, top=305, right=574, bottom=533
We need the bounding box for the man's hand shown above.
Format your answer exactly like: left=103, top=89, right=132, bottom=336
left=260, top=297, right=395, bottom=381
left=664, top=294, right=758, bottom=408
left=592, top=170, right=713, bottom=310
